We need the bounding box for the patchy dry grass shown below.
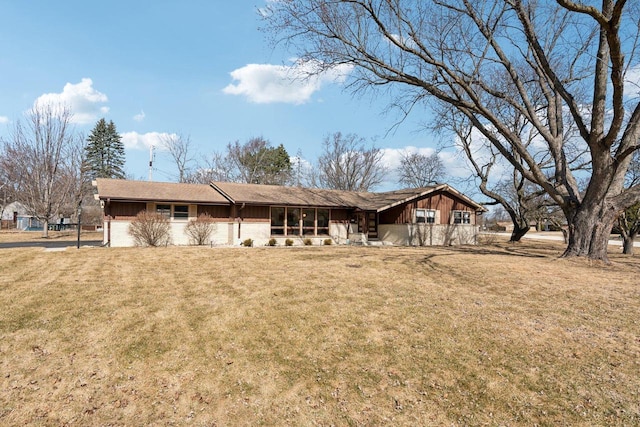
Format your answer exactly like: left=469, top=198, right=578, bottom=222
left=0, top=239, right=639, bottom=426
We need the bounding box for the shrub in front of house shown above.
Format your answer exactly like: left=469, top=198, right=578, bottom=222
left=128, top=211, right=172, bottom=247
left=285, top=238, right=294, bottom=246
left=268, top=238, right=277, bottom=246
left=323, top=238, right=333, bottom=245
left=303, top=238, right=313, bottom=246
left=242, top=238, right=254, bottom=247
left=185, top=213, right=217, bottom=245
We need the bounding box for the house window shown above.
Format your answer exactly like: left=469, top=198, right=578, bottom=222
left=271, top=207, right=285, bottom=235
left=156, top=204, right=171, bottom=218
left=287, top=208, right=301, bottom=236
left=416, top=209, right=436, bottom=224
left=173, top=205, right=189, bottom=219
left=271, top=207, right=331, bottom=236
left=453, top=211, right=471, bottom=224
left=302, top=208, right=315, bottom=235
left=317, top=209, right=329, bottom=235
left=156, top=204, right=190, bottom=219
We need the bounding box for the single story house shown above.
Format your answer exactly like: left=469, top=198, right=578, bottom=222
left=94, top=178, right=487, bottom=247
left=1, top=201, right=43, bottom=230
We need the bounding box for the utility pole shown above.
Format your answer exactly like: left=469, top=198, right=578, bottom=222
left=76, top=201, right=82, bottom=249
left=148, top=145, right=154, bottom=181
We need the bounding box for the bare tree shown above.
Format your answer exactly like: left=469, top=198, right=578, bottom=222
left=316, top=132, right=387, bottom=191
left=398, top=151, right=445, bottom=188
left=161, top=133, right=195, bottom=183
left=0, top=102, right=81, bottom=237
left=264, top=1, right=640, bottom=262
left=0, top=170, right=15, bottom=226
left=188, top=151, right=235, bottom=184
left=618, top=151, right=640, bottom=254
left=448, top=117, right=546, bottom=242
left=618, top=202, right=640, bottom=255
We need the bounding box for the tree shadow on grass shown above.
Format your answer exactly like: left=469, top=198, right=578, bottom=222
left=451, top=243, right=557, bottom=259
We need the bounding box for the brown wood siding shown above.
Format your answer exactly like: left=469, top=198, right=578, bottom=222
left=379, top=191, right=477, bottom=225
left=329, top=208, right=351, bottom=222
left=239, top=205, right=270, bottom=220
left=106, top=201, right=146, bottom=219
left=198, top=205, right=231, bottom=219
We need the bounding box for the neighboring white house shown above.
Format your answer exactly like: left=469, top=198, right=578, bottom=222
left=0, top=201, right=43, bottom=230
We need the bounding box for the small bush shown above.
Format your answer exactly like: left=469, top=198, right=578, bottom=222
left=303, top=238, right=313, bottom=246
left=128, top=211, right=171, bottom=247
left=242, top=238, right=254, bottom=247
left=285, top=238, right=294, bottom=246
left=323, top=238, right=333, bottom=245
left=185, top=213, right=217, bottom=245
left=268, top=238, right=277, bottom=246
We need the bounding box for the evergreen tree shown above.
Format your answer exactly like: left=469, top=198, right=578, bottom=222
left=85, top=118, right=126, bottom=179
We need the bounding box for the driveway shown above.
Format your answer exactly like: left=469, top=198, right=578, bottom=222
left=492, top=232, right=640, bottom=247
left=0, top=240, right=103, bottom=249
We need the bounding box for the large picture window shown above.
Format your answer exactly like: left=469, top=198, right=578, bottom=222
left=317, top=209, right=329, bottom=235
left=303, top=208, right=315, bottom=235
left=287, top=208, right=301, bottom=235
left=271, top=207, right=331, bottom=236
left=271, top=207, right=285, bottom=235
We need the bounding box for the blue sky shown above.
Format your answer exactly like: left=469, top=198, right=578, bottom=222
left=0, top=1, right=474, bottom=190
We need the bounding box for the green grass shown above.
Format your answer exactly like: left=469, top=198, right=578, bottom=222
left=0, top=240, right=639, bottom=425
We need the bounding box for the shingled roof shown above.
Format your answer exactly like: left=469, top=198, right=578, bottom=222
left=94, top=178, right=228, bottom=204
left=95, top=179, right=486, bottom=212
left=210, top=181, right=374, bottom=209
left=211, top=181, right=485, bottom=212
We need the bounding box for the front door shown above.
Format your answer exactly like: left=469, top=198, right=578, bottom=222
left=367, top=212, right=378, bottom=239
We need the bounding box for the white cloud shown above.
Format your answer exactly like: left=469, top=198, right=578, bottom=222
left=0, top=116, right=9, bottom=124
left=624, top=65, right=640, bottom=98
left=34, top=78, right=109, bottom=124
left=388, top=33, right=418, bottom=50
left=121, top=131, right=176, bottom=151
left=223, top=60, right=353, bottom=104
left=133, top=110, right=146, bottom=122
left=381, top=146, right=438, bottom=170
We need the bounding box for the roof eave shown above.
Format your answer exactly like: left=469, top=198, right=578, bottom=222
left=374, top=184, right=447, bottom=212
left=209, top=182, right=236, bottom=204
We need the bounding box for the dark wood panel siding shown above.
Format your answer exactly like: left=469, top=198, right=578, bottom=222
left=240, top=205, right=270, bottom=220
left=198, top=205, right=231, bottom=219
left=107, top=201, right=146, bottom=219
left=329, top=208, right=351, bottom=222
left=379, top=191, right=477, bottom=225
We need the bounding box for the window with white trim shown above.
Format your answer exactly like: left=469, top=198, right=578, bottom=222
left=453, top=211, right=471, bottom=224
left=416, top=209, right=436, bottom=224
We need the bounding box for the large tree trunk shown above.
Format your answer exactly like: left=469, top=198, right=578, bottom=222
left=622, top=233, right=636, bottom=255
left=42, top=219, right=49, bottom=238
left=510, top=225, right=530, bottom=242
left=562, top=200, right=619, bottom=262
